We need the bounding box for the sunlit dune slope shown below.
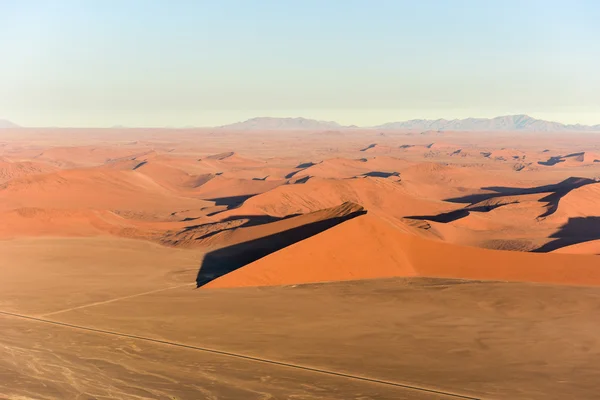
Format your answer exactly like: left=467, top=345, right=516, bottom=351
left=0, top=207, right=193, bottom=239
left=0, top=168, right=212, bottom=213
left=552, top=240, right=600, bottom=255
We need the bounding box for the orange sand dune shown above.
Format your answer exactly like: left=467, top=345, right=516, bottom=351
left=206, top=213, right=600, bottom=289
left=552, top=240, right=600, bottom=255
left=114, top=158, right=217, bottom=192
left=0, top=158, right=58, bottom=184
left=32, top=145, right=151, bottom=167
left=204, top=213, right=415, bottom=288
left=289, top=156, right=412, bottom=180
left=0, top=208, right=135, bottom=238
left=0, top=168, right=211, bottom=213
left=0, top=207, right=191, bottom=240
left=404, top=180, right=600, bottom=251
left=168, top=201, right=364, bottom=249
left=359, top=155, right=414, bottom=170
left=218, top=175, right=458, bottom=220
left=288, top=157, right=374, bottom=179
left=194, top=203, right=366, bottom=284
left=217, top=166, right=297, bottom=181
left=549, top=181, right=600, bottom=219
left=201, top=151, right=265, bottom=166
left=427, top=142, right=463, bottom=151
left=191, top=175, right=285, bottom=200
left=481, top=148, right=530, bottom=161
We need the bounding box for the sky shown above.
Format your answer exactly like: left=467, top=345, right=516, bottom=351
left=1, top=0, right=599, bottom=127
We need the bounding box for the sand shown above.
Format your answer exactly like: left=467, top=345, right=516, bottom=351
left=1, top=127, right=600, bottom=398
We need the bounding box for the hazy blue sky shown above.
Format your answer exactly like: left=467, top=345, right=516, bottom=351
left=1, top=0, right=599, bottom=126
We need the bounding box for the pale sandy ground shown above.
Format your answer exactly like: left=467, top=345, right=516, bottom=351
left=1, top=127, right=600, bottom=399
left=3, top=277, right=600, bottom=399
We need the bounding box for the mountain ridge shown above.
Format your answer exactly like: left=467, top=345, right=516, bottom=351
left=0, top=119, right=19, bottom=129
left=3, top=115, right=599, bottom=131
left=221, top=115, right=600, bottom=132
left=219, top=117, right=343, bottom=131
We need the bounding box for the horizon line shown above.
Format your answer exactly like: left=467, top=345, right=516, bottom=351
left=2, top=113, right=600, bottom=129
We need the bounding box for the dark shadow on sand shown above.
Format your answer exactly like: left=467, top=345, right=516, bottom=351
left=404, top=204, right=509, bottom=224
left=206, top=194, right=257, bottom=208
left=359, top=171, right=400, bottom=178
left=183, top=214, right=301, bottom=241
left=533, top=217, right=600, bottom=253
left=537, top=152, right=584, bottom=166
left=444, top=177, right=596, bottom=206
left=406, top=177, right=598, bottom=224
left=196, top=209, right=367, bottom=287
left=360, top=144, right=377, bottom=151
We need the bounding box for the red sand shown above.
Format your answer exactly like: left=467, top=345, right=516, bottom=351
left=206, top=213, right=600, bottom=288
left=2, top=128, right=599, bottom=289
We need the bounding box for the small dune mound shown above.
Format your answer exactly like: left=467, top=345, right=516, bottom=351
left=468, top=193, right=545, bottom=210
left=513, top=162, right=534, bottom=172
left=205, top=214, right=600, bottom=289
left=397, top=143, right=437, bottom=154
left=125, top=158, right=218, bottom=192
left=483, top=148, right=528, bottom=161
left=427, top=142, right=462, bottom=151
left=192, top=175, right=285, bottom=202
left=402, top=161, right=454, bottom=175
left=284, top=158, right=372, bottom=179
left=201, top=151, right=262, bottom=166
left=359, top=156, right=414, bottom=171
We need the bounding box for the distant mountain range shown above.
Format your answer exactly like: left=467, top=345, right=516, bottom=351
left=220, top=117, right=345, bottom=130
left=2, top=115, right=599, bottom=131
left=375, top=115, right=600, bottom=132
left=221, top=115, right=600, bottom=132
left=0, top=119, right=19, bottom=128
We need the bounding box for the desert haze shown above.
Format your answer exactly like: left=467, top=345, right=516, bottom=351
left=0, top=118, right=599, bottom=399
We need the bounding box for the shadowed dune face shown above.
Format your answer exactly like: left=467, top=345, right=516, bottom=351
left=534, top=217, right=600, bottom=252
left=196, top=203, right=367, bottom=286
left=444, top=177, right=596, bottom=206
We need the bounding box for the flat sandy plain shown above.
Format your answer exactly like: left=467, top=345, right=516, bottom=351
left=1, top=127, right=600, bottom=399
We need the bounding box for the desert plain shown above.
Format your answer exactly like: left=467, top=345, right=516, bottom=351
left=1, top=123, right=600, bottom=399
